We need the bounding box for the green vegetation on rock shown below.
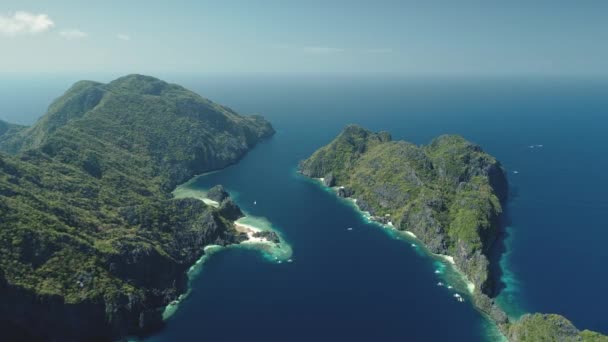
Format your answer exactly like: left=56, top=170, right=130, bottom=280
left=507, top=314, right=608, bottom=342
left=300, top=125, right=606, bottom=340
left=0, top=75, right=274, bottom=341
left=0, top=120, right=26, bottom=149
left=300, top=125, right=508, bottom=321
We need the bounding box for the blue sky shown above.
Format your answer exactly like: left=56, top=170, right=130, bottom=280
left=1, top=1, right=607, bottom=75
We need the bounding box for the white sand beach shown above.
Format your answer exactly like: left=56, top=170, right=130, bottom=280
left=435, top=254, right=455, bottom=265
left=234, top=222, right=273, bottom=244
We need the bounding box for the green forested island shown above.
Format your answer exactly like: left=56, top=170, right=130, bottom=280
left=0, top=75, right=274, bottom=340
left=0, top=120, right=26, bottom=148
left=299, top=125, right=606, bottom=341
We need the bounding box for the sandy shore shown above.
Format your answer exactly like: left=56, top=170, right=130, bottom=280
left=313, top=176, right=480, bottom=295
left=202, top=198, right=220, bottom=207
left=403, top=231, right=417, bottom=238
left=315, top=179, right=478, bottom=295
left=234, top=222, right=273, bottom=244
left=435, top=253, right=455, bottom=265
left=163, top=185, right=292, bottom=321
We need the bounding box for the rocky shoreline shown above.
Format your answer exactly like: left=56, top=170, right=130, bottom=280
left=0, top=75, right=278, bottom=341
left=298, top=125, right=608, bottom=341
left=298, top=125, right=511, bottom=335
left=311, top=176, right=509, bottom=332
left=160, top=185, right=288, bottom=324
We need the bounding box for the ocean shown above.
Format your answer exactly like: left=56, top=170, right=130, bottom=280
left=2, top=74, right=607, bottom=340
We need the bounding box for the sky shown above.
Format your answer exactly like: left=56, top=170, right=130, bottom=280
left=0, top=1, right=607, bottom=76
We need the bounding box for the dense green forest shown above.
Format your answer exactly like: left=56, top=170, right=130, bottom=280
left=0, top=75, right=274, bottom=341
left=300, top=125, right=606, bottom=341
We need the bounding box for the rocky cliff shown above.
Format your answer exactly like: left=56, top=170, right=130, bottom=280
left=300, top=125, right=508, bottom=323
left=300, top=125, right=607, bottom=340
left=0, top=75, right=274, bottom=341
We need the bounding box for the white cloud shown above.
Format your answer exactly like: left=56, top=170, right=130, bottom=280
left=59, top=29, right=87, bottom=40
left=0, top=11, right=54, bottom=36
left=302, top=46, right=344, bottom=55
left=117, top=33, right=130, bottom=41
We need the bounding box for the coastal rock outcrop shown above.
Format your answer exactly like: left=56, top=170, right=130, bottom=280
left=252, top=230, right=281, bottom=244
left=206, top=185, right=230, bottom=202
left=219, top=198, right=245, bottom=221
left=323, top=173, right=336, bottom=187
left=336, top=186, right=354, bottom=198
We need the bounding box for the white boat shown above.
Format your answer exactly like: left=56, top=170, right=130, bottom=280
left=437, top=282, right=444, bottom=286
left=447, top=285, right=453, bottom=289
left=434, top=270, right=440, bottom=274
left=347, top=227, right=353, bottom=231
left=287, top=259, right=293, bottom=263
left=254, top=201, right=257, bottom=205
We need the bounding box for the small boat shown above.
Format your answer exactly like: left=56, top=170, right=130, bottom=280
left=513, top=170, right=519, bottom=174
left=453, top=293, right=461, bottom=298
left=287, top=259, right=293, bottom=263
left=457, top=297, right=465, bottom=302
left=254, top=201, right=257, bottom=205
left=447, top=285, right=453, bottom=289
left=347, top=227, right=353, bottom=231
left=434, top=270, right=441, bottom=274
left=411, top=243, right=416, bottom=247
left=437, top=282, right=444, bottom=286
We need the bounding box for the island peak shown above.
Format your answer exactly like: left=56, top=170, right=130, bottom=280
left=0, top=75, right=275, bottom=340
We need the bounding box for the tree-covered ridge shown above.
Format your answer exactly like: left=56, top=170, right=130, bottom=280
left=300, top=125, right=507, bottom=296
left=0, top=120, right=16, bottom=136
left=0, top=75, right=274, bottom=189
left=300, top=126, right=509, bottom=328
left=0, top=75, right=275, bottom=340
left=507, top=314, right=608, bottom=342
left=0, top=120, right=26, bottom=149
left=300, top=125, right=607, bottom=340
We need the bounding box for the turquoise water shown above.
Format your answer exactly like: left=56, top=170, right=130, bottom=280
left=3, top=75, right=607, bottom=340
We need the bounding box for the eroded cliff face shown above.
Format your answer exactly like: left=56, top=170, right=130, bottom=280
left=0, top=75, right=274, bottom=340
left=300, top=125, right=608, bottom=340
left=1, top=201, right=248, bottom=341
left=300, top=125, right=509, bottom=325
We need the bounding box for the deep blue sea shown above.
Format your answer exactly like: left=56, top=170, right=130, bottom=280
left=2, top=75, right=607, bottom=340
